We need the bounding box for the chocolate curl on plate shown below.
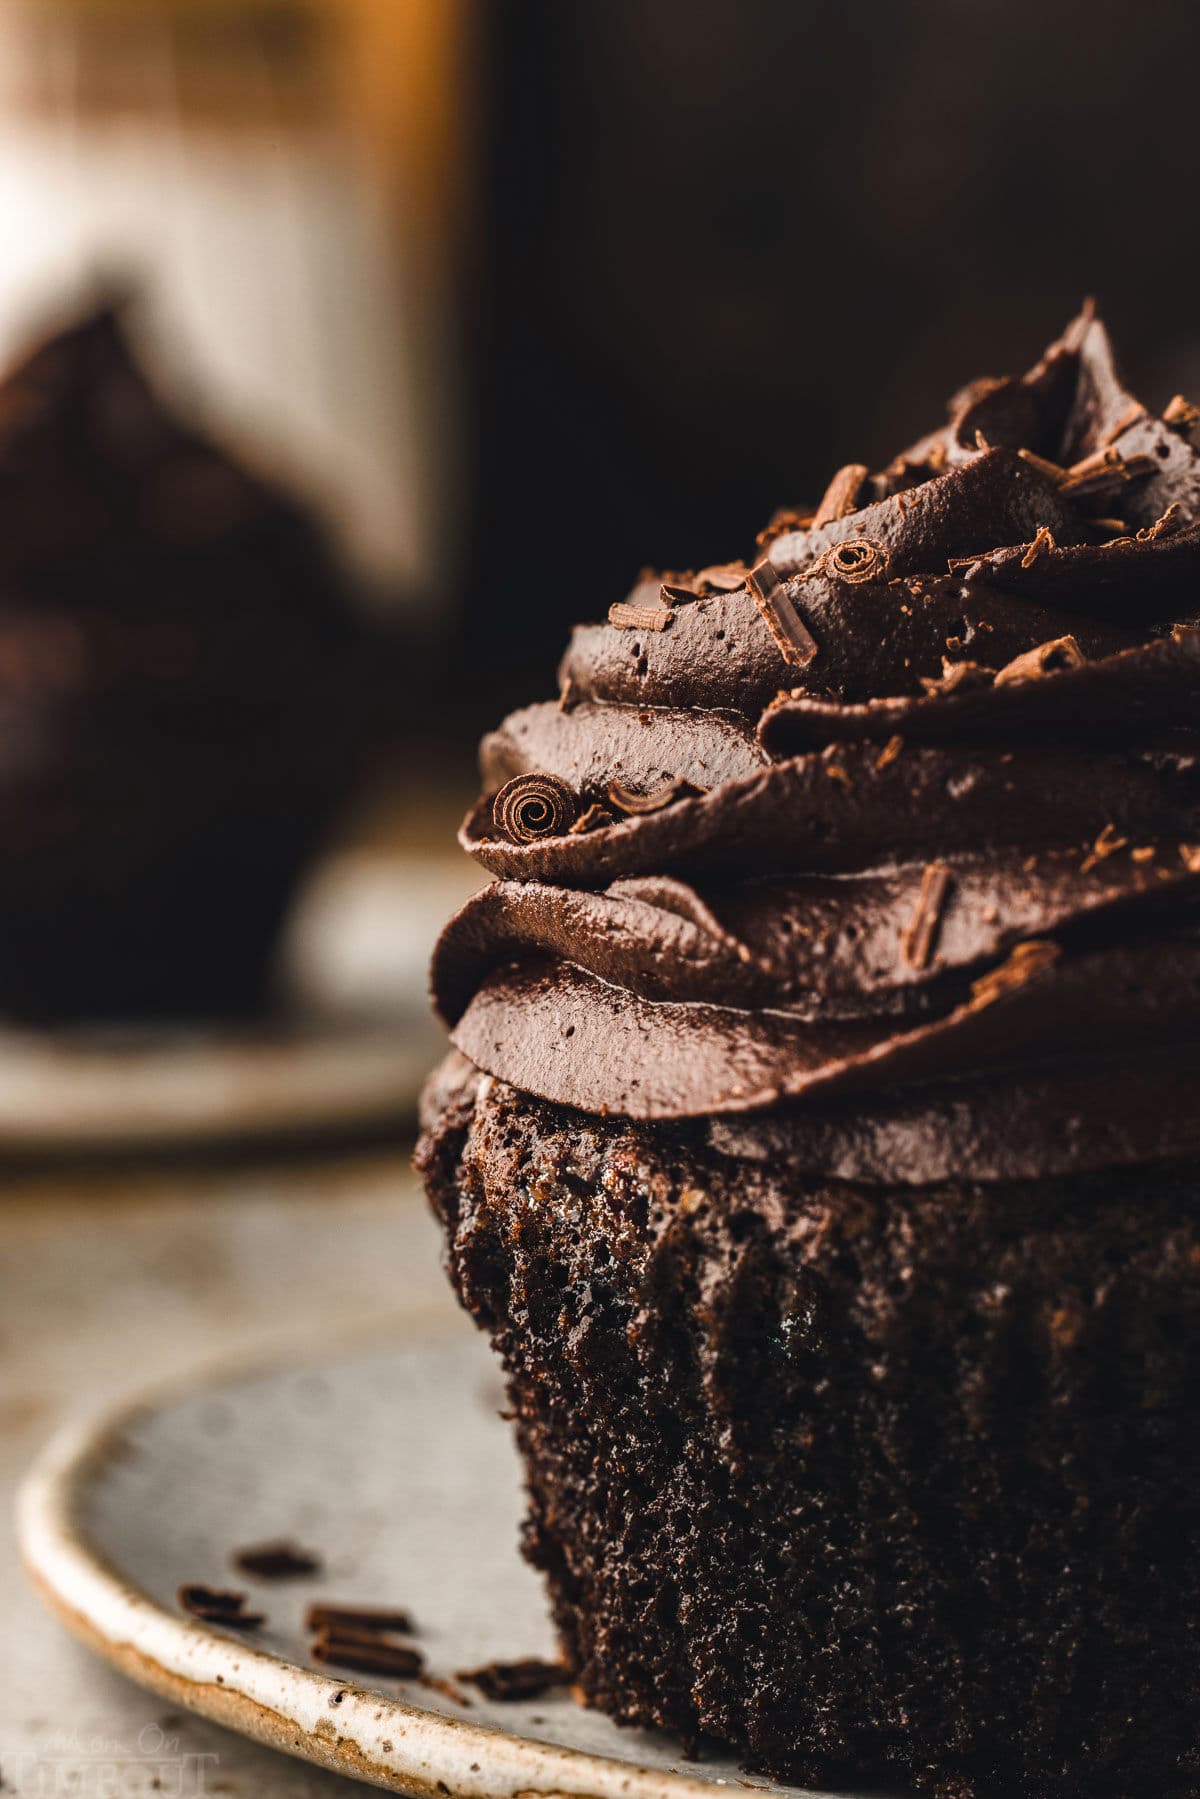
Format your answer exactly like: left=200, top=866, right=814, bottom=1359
left=178, top=1586, right=264, bottom=1629
left=310, top=1634, right=424, bottom=1678
left=745, top=560, right=818, bottom=668
left=492, top=773, right=578, bottom=843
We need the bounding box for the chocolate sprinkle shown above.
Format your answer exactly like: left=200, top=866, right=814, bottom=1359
left=311, top=1635, right=424, bottom=1679
left=232, top=1540, right=322, bottom=1581
left=456, top=1658, right=572, bottom=1702
left=745, top=561, right=818, bottom=668
left=493, top=773, right=577, bottom=843
left=304, top=1603, right=415, bottom=1635
left=178, top=1586, right=264, bottom=1629
left=900, top=862, right=953, bottom=970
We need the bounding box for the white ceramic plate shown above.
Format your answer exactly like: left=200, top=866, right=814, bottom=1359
left=17, top=1322, right=868, bottom=1799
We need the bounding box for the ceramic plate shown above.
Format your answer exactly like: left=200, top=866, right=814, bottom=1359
left=17, top=1321, right=865, bottom=1799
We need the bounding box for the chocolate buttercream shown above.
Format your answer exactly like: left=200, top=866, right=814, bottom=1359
left=437, top=306, right=1200, bottom=1179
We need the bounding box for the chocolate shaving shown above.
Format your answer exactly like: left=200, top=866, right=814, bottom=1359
left=994, top=635, right=1085, bottom=686
left=232, top=1541, right=322, bottom=1581
left=311, top=1635, right=424, bottom=1678
left=659, top=581, right=701, bottom=606
left=1080, top=822, right=1130, bottom=874
left=1059, top=447, right=1157, bottom=496
left=1163, top=393, right=1200, bottom=434
left=970, top=939, right=1061, bottom=1007
left=178, top=1586, right=264, bottom=1629
left=1137, top=502, right=1184, bottom=542
left=756, top=506, right=814, bottom=547
left=1020, top=524, right=1057, bottom=568
left=919, top=658, right=994, bottom=696
left=1016, top=448, right=1068, bottom=484
left=456, top=1658, right=572, bottom=1702
left=568, top=801, right=613, bottom=834
left=493, top=773, right=577, bottom=843
left=874, top=734, right=904, bottom=772
left=745, top=560, right=818, bottom=668
left=305, top=1603, right=415, bottom=1635
left=900, top=861, right=953, bottom=970
left=608, top=601, right=673, bottom=632
left=606, top=778, right=701, bottom=816
left=811, top=463, right=868, bottom=528
left=807, top=538, right=890, bottom=585
left=694, top=562, right=749, bottom=592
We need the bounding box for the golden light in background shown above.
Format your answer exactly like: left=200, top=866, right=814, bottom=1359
left=0, top=0, right=475, bottom=606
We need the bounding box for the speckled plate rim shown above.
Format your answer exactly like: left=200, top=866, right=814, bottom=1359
left=15, top=1332, right=738, bottom=1799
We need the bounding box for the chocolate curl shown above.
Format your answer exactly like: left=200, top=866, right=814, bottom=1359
left=608, top=601, right=672, bottom=631
left=607, top=778, right=702, bottom=815
left=807, top=538, right=891, bottom=585
left=492, top=773, right=578, bottom=843
left=745, top=560, right=818, bottom=668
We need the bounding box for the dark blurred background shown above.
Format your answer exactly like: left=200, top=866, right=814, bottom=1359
left=6, top=0, right=1200, bottom=741
left=458, top=0, right=1200, bottom=721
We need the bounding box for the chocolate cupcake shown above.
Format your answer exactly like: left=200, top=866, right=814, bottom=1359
left=417, top=307, right=1200, bottom=1796
left=0, top=303, right=363, bottom=1019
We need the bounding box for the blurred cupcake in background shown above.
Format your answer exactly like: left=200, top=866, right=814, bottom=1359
left=0, top=298, right=366, bottom=1019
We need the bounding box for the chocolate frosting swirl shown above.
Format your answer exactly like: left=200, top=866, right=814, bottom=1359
left=435, top=307, right=1200, bottom=1181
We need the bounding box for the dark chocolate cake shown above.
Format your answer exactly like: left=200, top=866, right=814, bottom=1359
left=417, top=307, right=1200, bottom=1796
left=0, top=303, right=363, bottom=1018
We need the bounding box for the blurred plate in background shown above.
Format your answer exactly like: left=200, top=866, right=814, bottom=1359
left=0, top=851, right=480, bottom=1152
